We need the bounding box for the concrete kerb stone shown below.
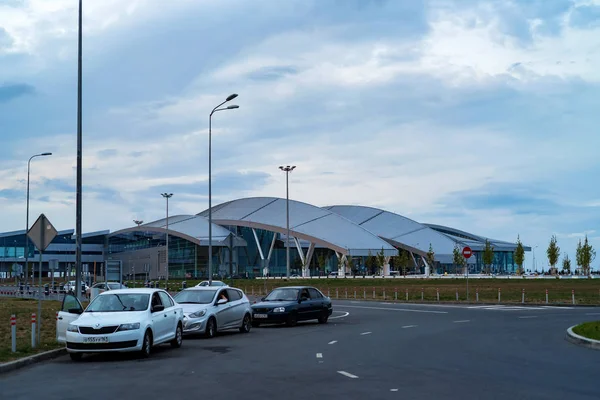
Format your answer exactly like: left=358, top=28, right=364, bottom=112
left=0, top=348, right=67, bottom=375
left=566, top=326, right=600, bottom=351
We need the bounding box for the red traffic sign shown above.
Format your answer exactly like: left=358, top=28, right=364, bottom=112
left=462, top=246, right=473, bottom=259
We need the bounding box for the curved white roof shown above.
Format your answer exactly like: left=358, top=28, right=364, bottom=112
left=198, top=197, right=397, bottom=256
left=110, top=215, right=246, bottom=247
left=325, top=205, right=463, bottom=262
left=425, top=224, right=531, bottom=252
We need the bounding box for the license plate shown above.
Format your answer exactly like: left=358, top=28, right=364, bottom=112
left=253, top=314, right=268, bottom=319
left=83, top=336, right=109, bottom=343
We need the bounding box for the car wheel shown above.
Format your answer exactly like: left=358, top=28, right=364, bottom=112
left=239, top=314, right=252, bottom=333
left=205, top=317, right=217, bottom=338
left=139, top=330, right=152, bottom=358
left=171, top=323, right=183, bottom=348
left=318, top=310, right=329, bottom=324
left=69, top=353, right=83, bottom=362
left=285, top=312, right=298, bottom=327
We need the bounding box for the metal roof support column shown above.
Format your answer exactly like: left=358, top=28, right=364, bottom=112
left=384, top=256, right=391, bottom=276
left=264, top=233, right=277, bottom=277
left=410, top=252, right=418, bottom=275
left=293, top=237, right=306, bottom=277
left=335, top=252, right=346, bottom=277
left=304, top=243, right=315, bottom=278
left=251, top=228, right=267, bottom=278
left=422, top=257, right=430, bottom=277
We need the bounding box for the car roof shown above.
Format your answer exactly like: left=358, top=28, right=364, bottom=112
left=99, top=288, right=164, bottom=295
left=183, top=286, right=240, bottom=291
left=273, top=286, right=318, bottom=290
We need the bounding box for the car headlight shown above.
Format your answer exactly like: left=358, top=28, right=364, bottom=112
left=273, top=307, right=286, bottom=313
left=116, top=323, right=140, bottom=331
left=67, top=324, right=78, bottom=332
left=189, top=309, right=207, bottom=318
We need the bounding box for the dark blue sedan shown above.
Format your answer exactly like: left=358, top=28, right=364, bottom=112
left=251, top=286, right=333, bottom=327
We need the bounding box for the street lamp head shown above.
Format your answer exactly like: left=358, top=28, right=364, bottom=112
left=226, top=105, right=239, bottom=109
left=41, top=153, right=52, bottom=156
left=226, top=94, right=238, bottom=102
left=161, top=193, right=173, bottom=199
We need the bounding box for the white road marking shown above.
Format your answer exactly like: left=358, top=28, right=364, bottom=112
left=402, top=325, right=417, bottom=328
left=328, top=340, right=337, bottom=344
left=316, top=353, right=323, bottom=358
left=360, top=331, right=372, bottom=335
left=336, top=305, right=447, bottom=314
left=381, top=302, right=393, bottom=305
left=329, top=311, right=350, bottom=320
left=390, top=389, right=399, bottom=392
left=453, top=320, right=470, bottom=323
left=337, top=371, right=359, bottom=379
left=518, top=316, right=538, bottom=319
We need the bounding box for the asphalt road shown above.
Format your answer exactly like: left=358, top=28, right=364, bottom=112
left=1, top=300, right=599, bottom=400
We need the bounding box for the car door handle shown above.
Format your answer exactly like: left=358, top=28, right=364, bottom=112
left=58, top=317, right=63, bottom=320
left=164, top=314, right=167, bottom=318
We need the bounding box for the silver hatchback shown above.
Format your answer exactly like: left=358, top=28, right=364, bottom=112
left=173, top=287, right=252, bottom=338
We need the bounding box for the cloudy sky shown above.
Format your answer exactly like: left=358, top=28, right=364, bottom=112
left=1, top=0, right=599, bottom=270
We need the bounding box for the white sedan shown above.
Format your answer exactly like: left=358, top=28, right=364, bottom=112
left=173, top=286, right=252, bottom=338
left=56, top=288, right=184, bottom=361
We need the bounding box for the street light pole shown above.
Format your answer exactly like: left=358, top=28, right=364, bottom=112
left=24, top=153, right=52, bottom=290
left=208, top=94, right=239, bottom=286
left=133, top=220, right=144, bottom=227
left=161, top=193, right=172, bottom=289
left=279, top=166, right=296, bottom=278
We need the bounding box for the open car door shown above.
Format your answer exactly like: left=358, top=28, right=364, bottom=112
left=56, top=294, right=84, bottom=343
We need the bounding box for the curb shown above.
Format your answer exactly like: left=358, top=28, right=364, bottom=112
left=566, top=326, right=600, bottom=350
left=0, top=348, right=67, bottom=375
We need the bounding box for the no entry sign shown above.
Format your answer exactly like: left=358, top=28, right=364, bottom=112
left=462, top=246, right=473, bottom=259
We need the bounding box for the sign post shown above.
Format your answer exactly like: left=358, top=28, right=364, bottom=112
left=27, top=213, right=58, bottom=344
left=462, top=246, right=473, bottom=301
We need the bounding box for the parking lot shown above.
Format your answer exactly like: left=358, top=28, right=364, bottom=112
left=1, top=298, right=599, bottom=400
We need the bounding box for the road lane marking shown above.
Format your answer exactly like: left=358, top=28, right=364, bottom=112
left=336, top=305, right=447, bottom=314
left=329, top=311, right=350, bottom=320
left=328, top=340, right=337, bottom=344
left=390, top=389, right=398, bottom=392
left=453, top=320, right=470, bottom=323
left=518, top=316, right=537, bottom=319
left=381, top=302, right=393, bottom=305
left=316, top=353, right=323, bottom=358
left=337, top=371, right=359, bottom=379
left=402, top=325, right=417, bottom=328
left=360, top=331, right=372, bottom=335
left=540, top=306, right=573, bottom=309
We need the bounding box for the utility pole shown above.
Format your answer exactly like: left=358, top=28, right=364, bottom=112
left=74, top=0, right=84, bottom=299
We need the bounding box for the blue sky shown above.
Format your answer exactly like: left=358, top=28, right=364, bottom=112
left=1, top=0, right=600, bottom=270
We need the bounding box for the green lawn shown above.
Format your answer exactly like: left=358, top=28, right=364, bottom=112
left=0, top=298, right=63, bottom=363
left=127, top=277, right=600, bottom=305
left=573, top=321, right=600, bottom=341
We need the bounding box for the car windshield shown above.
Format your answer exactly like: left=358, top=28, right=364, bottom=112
left=264, top=288, right=299, bottom=301
left=86, top=293, right=149, bottom=312
left=174, top=290, right=217, bottom=304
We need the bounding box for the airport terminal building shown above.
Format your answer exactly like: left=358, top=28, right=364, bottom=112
left=0, top=197, right=530, bottom=280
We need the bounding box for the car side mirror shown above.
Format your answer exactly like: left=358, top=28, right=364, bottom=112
left=152, top=304, right=165, bottom=313
left=217, top=299, right=227, bottom=305
left=68, top=308, right=83, bottom=315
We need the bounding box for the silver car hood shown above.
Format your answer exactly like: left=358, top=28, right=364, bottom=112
left=180, top=303, right=211, bottom=316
